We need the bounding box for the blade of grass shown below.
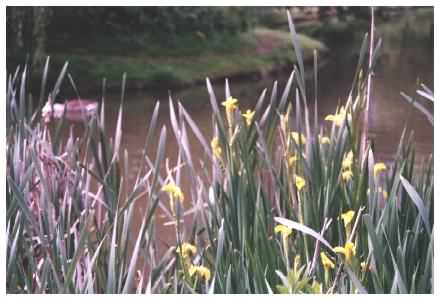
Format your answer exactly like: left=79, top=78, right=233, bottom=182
left=400, top=175, right=431, bottom=234
left=274, top=217, right=333, bottom=250
left=287, top=9, right=305, bottom=84
left=344, top=265, right=367, bottom=293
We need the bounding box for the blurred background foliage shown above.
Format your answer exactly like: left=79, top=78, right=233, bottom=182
left=7, top=7, right=257, bottom=62
left=6, top=7, right=406, bottom=84
left=7, top=6, right=414, bottom=91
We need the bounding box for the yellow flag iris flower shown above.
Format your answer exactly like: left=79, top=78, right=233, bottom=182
left=242, top=109, right=255, bottom=126
left=221, top=96, right=238, bottom=114
left=294, top=175, right=306, bottom=191
left=288, top=155, right=298, bottom=167
left=176, top=242, right=197, bottom=258
left=340, top=210, right=355, bottom=228
left=274, top=224, right=293, bottom=242
left=320, top=252, right=335, bottom=271
left=325, top=107, right=346, bottom=127
left=342, top=150, right=354, bottom=171
left=189, top=265, right=211, bottom=281
left=211, top=137, right=222, bottom=159
left=374, top=162, right=387, bottom=177
left=333, top=242, right=356, bottom=264
left=162, top=183, right=184, bottom=201
left=319, top=135, right=331, bottom=145
left=342, top=170, right=353, bottom=182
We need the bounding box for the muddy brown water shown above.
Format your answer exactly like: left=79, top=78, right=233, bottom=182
left=55, top=10, right=433, bottom=260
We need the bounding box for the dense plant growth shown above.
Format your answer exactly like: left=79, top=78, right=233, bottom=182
left=6, top=11, right=433, bottom=294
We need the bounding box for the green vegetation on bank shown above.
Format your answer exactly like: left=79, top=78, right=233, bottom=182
left=7, top=7, right=329, bottom=91
left=48, top=28, right=326, bottom=89
left=9, top=7, right=429, bottom=91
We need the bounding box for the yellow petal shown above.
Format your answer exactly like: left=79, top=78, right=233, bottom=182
left=211, top=137, right=222, bottom=159
left=319, top=136, right=331, bottom=144
left=188, top=265, right=197, bottom=277
left=340, top=210, right=355, bottom=228
left=374, top=162, right=387, bottom=177
left=242, top=109, right=255, bottom=126
left=342, top=170, right=353, bottom=182
left=211, top=136, right=219, bottom=148
left=189, top=265, right=211, bottom=281
left=221, top=96, right=238, bottom=113
left=325, top=106, right=347, bottom=127
left=342, top=150, right=354, bottom=170
left=345, top=242, right=356, bottom=261
left=294, top=175, right=306, bottom=191
left=325, top=114, right=335, bottom=121
left=320, top=252, right=335, bottom=270
left=199, top=266, right=211, bottom=281
left=162, top=183, right=176, bottom=193
left=360, top=261, right=369, bottom=273
left=325, top=113, right=344, bottom=127
left=333, top=246, right=346, bottom=255
left=288, top=155, right=298, bottom=167
left=290, top=131, right=306, bottom=145
left=162, top=183, right=184, bottom=202
left=335, top=241, right=356, bottom=263
left=274, top=224, right=292, bottom=240
left=176, top=242, right=197, bottom=258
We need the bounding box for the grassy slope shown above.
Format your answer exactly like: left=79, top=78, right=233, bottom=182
left=50, top=28, right=326, bottom=90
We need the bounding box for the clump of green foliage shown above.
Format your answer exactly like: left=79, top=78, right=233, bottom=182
left=6, top=10, right=432, bottom=294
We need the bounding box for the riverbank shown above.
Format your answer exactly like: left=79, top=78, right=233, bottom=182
left=43, top=27, right=327, bottom=93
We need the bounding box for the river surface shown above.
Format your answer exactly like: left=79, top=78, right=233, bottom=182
left=59, top=9, right=434, bottom=252
left=100, top=9, right=433, bottom=175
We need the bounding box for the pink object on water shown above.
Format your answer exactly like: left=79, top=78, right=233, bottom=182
left=42, top=98, right=98, bottom=123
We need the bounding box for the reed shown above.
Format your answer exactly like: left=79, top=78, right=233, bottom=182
left=6, top=10, right=433, bottom=294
